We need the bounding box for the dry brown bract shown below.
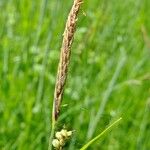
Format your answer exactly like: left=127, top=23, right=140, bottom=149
left=53, top=0, right=83, bottom=121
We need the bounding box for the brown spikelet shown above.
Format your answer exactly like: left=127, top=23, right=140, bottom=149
left=53, top=0, right=83, bottom=121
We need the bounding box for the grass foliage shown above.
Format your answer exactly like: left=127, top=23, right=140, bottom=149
left=0, top=0, right=150, bottom=149
left=80, top=118, right=122, bottom=150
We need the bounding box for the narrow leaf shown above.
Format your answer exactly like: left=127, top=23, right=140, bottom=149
left=80, top=118, right=122, bottom=150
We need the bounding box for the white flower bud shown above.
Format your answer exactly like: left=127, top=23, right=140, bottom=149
left=52, top=139, right=60, bottom=148
left=59, top=139, right=65, bottom=146
left=55, top=132, right=63, bottom=140
left=60, top=129, right=67, bottom=137
left=67, top=131, right=72, bottom=136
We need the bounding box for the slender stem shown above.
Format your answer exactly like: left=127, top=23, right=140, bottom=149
left=48, top=122, right=55, bottom=150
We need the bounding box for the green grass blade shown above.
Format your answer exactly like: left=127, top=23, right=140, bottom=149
left=80, top=118, right=122, bottom=150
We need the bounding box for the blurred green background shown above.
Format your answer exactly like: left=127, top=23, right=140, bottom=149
left=0, top=0, right=150, bottom=149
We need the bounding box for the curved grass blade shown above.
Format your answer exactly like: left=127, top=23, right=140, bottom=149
left=80, top=118, right=122, bottom=150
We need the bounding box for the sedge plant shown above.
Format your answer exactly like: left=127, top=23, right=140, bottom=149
left=49, top=0, right=83, bottom=150
left=48, top=0, right=122, bottom=150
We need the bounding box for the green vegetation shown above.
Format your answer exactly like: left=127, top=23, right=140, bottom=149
left=80, top=118, right=122, bottom=150
left=0, top=0, right=150, bottom=149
